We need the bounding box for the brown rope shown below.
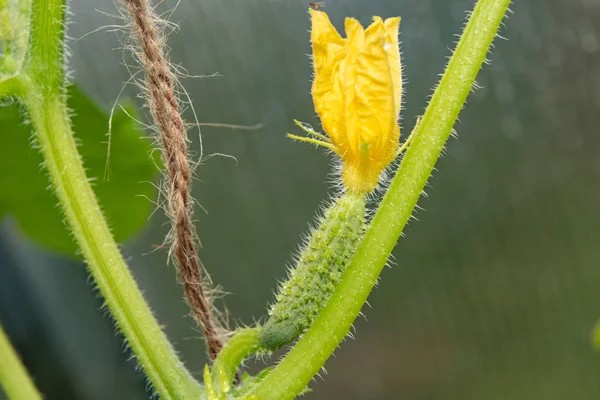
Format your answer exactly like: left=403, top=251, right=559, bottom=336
left=123, top=0, right=225, bottom=360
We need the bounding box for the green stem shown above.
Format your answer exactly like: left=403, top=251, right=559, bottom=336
left=0, top=324, right=42, bottom=400
left=15, top=0, right=202, bottom=398
left=247, top=0, right=511, bottom=398
left=211, top=328, right=261, bottom=391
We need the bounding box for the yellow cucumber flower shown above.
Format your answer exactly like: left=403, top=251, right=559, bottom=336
left=290, top=9, right=403, bottom=194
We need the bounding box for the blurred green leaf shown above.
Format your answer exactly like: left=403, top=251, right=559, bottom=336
left=0, top=84, right=159, bottom=255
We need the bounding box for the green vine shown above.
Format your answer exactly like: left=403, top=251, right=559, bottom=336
left=246, top=0, right=512, bottom=398
left=0, top=0, right=202, bottom=398
left=0, top=324, right=42, bottom=400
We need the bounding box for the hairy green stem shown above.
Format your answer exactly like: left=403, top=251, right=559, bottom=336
left=211, top=328, right=261, bottom=392
left=248, top=0, right=512, bottom=398
left=12, top=0, right=202, bottom=398
left=0, top=324, right=42, bottom=400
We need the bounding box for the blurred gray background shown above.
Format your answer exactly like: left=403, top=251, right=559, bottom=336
left=2, top=0, right=600, bottom=398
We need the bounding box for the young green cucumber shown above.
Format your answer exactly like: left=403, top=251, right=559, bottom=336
left=260, top=191, right=366, bottom=350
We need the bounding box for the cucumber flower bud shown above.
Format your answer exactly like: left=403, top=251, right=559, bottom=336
left=290, top=9, right=403, bottom=193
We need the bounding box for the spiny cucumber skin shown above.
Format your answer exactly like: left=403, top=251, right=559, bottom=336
left=261, top=192, right=366, bottom=350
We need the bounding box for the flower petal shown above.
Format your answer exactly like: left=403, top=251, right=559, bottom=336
left=341, top=17, right=365, bottom=159
left=343, top=16, right=396, bottom=163
left=310, top=9, right=346, bottom=147
left=384, top=17, right=402, bottom=119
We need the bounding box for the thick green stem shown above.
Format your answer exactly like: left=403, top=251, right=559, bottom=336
left=0, top=324, right=42, bottom=400
left=14, top=0, right=202, bottom=398
left=247, top=0, right=512, bottom=398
